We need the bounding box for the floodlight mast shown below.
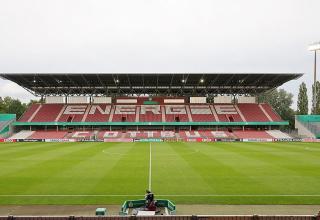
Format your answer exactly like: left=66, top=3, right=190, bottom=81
left=308, top=42, right=320, bottom=112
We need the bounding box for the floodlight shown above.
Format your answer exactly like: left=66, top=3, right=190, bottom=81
left=309, top=41, right=320, bottom=111
left=308, top=42, right=320, bottom=51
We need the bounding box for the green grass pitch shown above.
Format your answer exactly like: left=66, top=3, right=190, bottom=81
left=0, top=141, right=320, bottom=205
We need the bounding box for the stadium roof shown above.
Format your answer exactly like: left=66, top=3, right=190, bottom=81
left=0, top=73, right=302, bottom=96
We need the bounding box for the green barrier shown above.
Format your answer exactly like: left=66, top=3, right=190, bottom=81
left=13, top=121, right=289, bottom=126
left=297, top=115, right=320, bottom=122
left=0, top=114, right=16, bottom=121
left=143, top=101, right=159, bottom=105
left=119, top=199, right=146, bottom=215
left=135, top=139, right=163, bottom=142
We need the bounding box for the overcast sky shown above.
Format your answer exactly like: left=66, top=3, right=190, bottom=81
left=0, top=0, right=320, bottom=109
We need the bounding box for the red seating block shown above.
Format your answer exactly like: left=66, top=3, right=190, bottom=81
left=237, top=104, right=270, bottom=122
left=31, top=104, right=64, bottom=122
left=260, top=103, right=282, bottom=121
left=29, top=131, right=67, bottom=139
left=19, top=104, right=41, bottom=122
left=233, top=130, right=273, bottom=139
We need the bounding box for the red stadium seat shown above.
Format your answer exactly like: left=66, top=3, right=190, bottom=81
left=32, top=104, right=64, bottom=122
left=19, top=103, right=282, bottom=124
left=233, top=130, right=273, bottom=139
left=29, top=131, right=68, bottom=139
left=237, top=104, right=270, bottom=122
left=260, top=103, right=282, bottom=121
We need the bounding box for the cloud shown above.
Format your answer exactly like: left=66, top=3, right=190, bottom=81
left=0, top=79, right=36, bottom=103
left=0, top=0, right=319, bottom=110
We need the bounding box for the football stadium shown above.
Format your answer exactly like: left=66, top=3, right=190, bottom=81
left=0, top=73, right=320, bottom=218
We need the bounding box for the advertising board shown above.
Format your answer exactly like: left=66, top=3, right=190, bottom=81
left=104, top=138, right=133, bottom=142
left=16, top=139, right=44, bottom=142
left=242, top=138, right=273, bottom=142
left=134, top=139, right=163, bottom=142
left=45, top=139, right=76, bottom=142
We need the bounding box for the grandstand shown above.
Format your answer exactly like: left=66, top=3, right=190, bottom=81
left=3, top=72, right=320, bottom=215
left=0, top=73, right=302, bottom=141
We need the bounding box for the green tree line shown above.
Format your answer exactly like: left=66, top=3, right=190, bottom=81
left=258, top=81, right=320, bottom=128
left=311, top=81, right=320, bottom=114
left=258, top=89, right=295, bottom=128
left=0, top=97, right=40, bottom=119
left=295, top=81, right=320, bottom=115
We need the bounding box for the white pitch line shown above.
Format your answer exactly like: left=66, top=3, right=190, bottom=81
left=0, top=195, right=142, bottom=197
left=148, top=142, right=152, bottom=191
left=156, top=195, right=320, bottom=197
left=1, top=194, right=320, bottom=197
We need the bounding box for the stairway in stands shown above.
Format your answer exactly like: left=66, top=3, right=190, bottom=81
left=10, top=130, right=35, bottom=139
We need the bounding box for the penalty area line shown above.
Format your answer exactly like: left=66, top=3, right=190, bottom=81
left=1, top=194, right=320, bottom=197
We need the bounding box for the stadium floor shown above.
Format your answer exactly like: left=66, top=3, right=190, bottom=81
left=0, top=141, right=320, bottom=205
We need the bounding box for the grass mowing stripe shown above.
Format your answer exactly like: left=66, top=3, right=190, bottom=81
left=0, top=143, right=106, bottom=194
left=1, top=142, right=320, bottom=205
left=213, top=142, right=320, bottom=194
left=170, top=142, right=269, bottom=194
left=174, top=142, right=320, bottom=196
left=24, top=142, right=120, bottom=195
left=232, top=142, right=320, bottom=177
left=0, top=142, right=92, bottom=177
left=90, top=142, right=148, bottom=195
left=152, top=142, right=212, bottom=195
left=0, top=142, right=78, bottom=159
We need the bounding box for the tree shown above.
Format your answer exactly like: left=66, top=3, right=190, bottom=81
left=27, top=99, right=43, bottom=107
left=0, top=96, right=27, bottom=119
left=258, top=89, right=296, bottom=128
left=297, top=82, right=308, bottom=115
left=0, top=97, right=4, bottom=113
left=311, top=81, right=320, bottom=114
